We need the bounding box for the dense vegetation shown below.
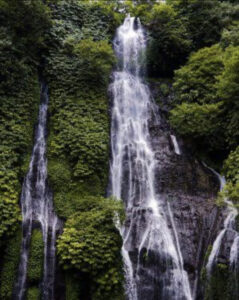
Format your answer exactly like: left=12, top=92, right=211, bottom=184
left=0, top=0, right=238, bottom=299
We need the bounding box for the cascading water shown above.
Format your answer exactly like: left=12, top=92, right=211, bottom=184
left=110, top=16, right=192, bottom=300
left=204, top=165, right=239, bottom=277
left=14, top=83, right=61, bottom=300
left=170, top=135, right=181, bottom=155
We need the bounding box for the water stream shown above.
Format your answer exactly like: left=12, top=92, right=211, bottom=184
left=14, top=83, right=61, bottom=300
left=110, top=16, right=192, bottom=300
left=170, top=135, right=181, bottom=155
left=204, top=164, right=238, bottom=276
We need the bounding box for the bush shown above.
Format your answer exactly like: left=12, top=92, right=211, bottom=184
left=169, top=102, right=223, bottom=138
left=48, top=159, right=71, bottom=192
left=57, top=197, right=124, bottom=300
left=27, top=229, right=44, bottom=284
left=220, top=147, right=239, bottom=207
left=73, top=39, right=116, bottom=86
left=223, top=146, right=239, bottom=183
left=173, top=45, right=224, bottom=104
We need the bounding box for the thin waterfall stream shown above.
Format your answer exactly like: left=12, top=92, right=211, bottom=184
left=110, top=16, right=192, bottom=300
left=14, top=83, right=61, bottom=300
left=203, top=164, right=239, bottom=277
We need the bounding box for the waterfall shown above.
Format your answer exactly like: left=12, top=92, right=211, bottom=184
left=204, top=164, right=239, bottom=276
left=170, top=135, right=181, bottom=155
left=14, top=83, right=61, bottom=300
left=110, top=16, right=192, bottom=300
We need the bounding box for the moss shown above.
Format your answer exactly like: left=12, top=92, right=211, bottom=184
left=204, top=263, right=237, bottom=300
left=26, top=287, right=40, bottom=300
left=0, top=227, right=22, bottom=300
left=27, top=229, right=44, bottom=284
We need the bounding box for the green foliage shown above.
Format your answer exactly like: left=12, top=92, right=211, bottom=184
left=223, top=147, right=239, bottom=183
left=219, top=147, right=239, bottom=207
left=44, top=3, right=122, bottom=298
left=27, top=229, right=44, bottom=284
left=26, top=287, right=40, bottom=300
left=73, top=38, right=116, bottom=86
left=220, top=22, right=239, bottom=49
left=85, top=0, right=124, bottom=27
left=170, top=102, right=223, bottom=137
left=205, top=263, right=237, bottom=300
left=169, top=0, right=239, bottom=50
left=217, top=46, right=239, bottom=146
left=0, top=228, right=21, bottom=300
left=48, top=159, right=71, bottom=192
left=0, top=0, right=51, bottom=60
left=48, top=93, right=110, bottom=218
left=171, top=43, right=239, bottom=159
left=57, top=197, right=124, bottom=300
left=173, top=45, right=224, bottom=104
left=160, top=83, right=170, bottom=97
left=0, top=72, right=40, bottom=240
left=146, top=3, right=191, bottom=76
left=45, top=3, right=115, bottom=221
left=0, top=0, right=42, bottom=245
left=170, top=102, right=224, bottom=153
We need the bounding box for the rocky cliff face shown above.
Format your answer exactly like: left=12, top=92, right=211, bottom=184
left=122, top=80, right=228, bottom=299
left=149, top=82, right=238, bottom=299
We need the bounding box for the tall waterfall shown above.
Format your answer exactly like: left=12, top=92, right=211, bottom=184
left=14, top=84, right=61, bottom=300
left=110, top=16, right=192, bottom=300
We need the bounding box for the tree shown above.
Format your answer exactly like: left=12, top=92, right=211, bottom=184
left=146, top=3, right=191, bottom=76
left=173, top=45, right=224, bottom=104
left=168, top=0, right=227, bottom=49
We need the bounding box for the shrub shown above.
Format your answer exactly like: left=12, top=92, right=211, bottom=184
left=169, top=102, right=223, bottom=137
left=57, top=197, right=124, bottom=300
left=173, top=45, right=224, bottom=105
left=73, top=39, right=116, bottom=86
left=27, top=229, right=44, bottom=284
